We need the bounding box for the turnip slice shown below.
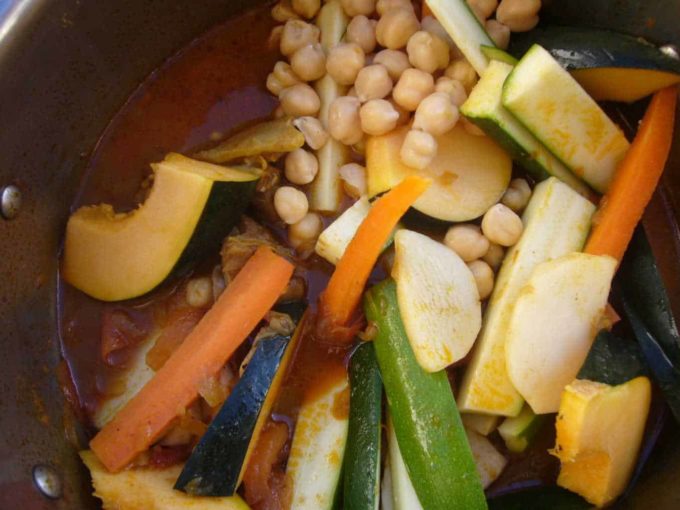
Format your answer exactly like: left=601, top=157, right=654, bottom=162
left=465, top=428, right=508, bottom=488
left=392, top=230, right=481, bottom=372
left=505, top=252, right=617, bottom=414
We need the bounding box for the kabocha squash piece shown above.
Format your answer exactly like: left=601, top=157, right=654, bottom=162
left=175, top=321, right=304, bottom=495
left=63, top=153, right=259, bottom=301
left=553, top=377, right=652, bottom=507
left=509, top=26, right=680, bottom=102
left=80, top=451, right=249, bottom=510
left=577, top=329, right=649, bottom=387
left=366, top=124, right=511, bottom=222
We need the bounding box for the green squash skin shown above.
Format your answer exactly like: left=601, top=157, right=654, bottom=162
left=364, top=280, right=487, bottom=510
left=174, top=334, right=289, bottom=496
left=578, top=329, right=649, bottom=386
left=343, top=342, right=383, bottom=510
left=173, top=179, right=257, bottom=275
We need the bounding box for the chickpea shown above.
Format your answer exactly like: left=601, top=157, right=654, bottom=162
left=273, top=104, right=286, bottom=119
left=186, top=277, right=213, bottom=308
left=445, top=59, right=478, bottom=93
left=266, top=74, right=285, bottom=96
left=392, top=68, right=434, bottom=111
left=347, top=15, right=377, bottom=54
left=292, top=116, right=329, bottom=150
left=285, top=148, right=319, bottom=185
left=496, top=0, right=541, bottom=32
left=501, top=178, right=531, bottom=212
left=435, top=77, right=468, bottom=106
left=376, top=8, right=420, bottom=50
left=288, top=212, right=323, bottom=248
left=279, top=83, right=321, bottom=116
left=406, top=31, right=450, bottom=73
left=326, top=43, right=366, bottom=85
left=292, top=0, right=321, bottom=19
left=341, top=0, right=376, bottom=17
left=339, top=163, right=368, bottom=198
left=328, top=96, right=363, bottom=145
left=421, top=15, right=454, bottom=48
left=360, top=99, right=400, bottom=135
left=376, top=0, right=414, bottom=16
left=485, top=19, right=511, bottom=50
left=413, top=92, right=459, bottom=136
left=373, top=49, right=411, bottom=80
left=400, top=129, right=437, bottom=169
left=355, top=64, right=393, bottom=102
left=291, top=43, right=326, bottom=81
left=272, top=0, right=300, bottom=22
left=483, top=242, right=505, bottom=271
left=481, top=203, right=524, bottom=246
left=268, top=26, right=284, bottom=50
left=280, top=20, right=320, bottom=57
left=347, top=86, right=358, bottom=97
left=267, top=61, right=301, bottom=96
left=467, top=0, right=498, bottom=21
left=388, top=98, right=410, bottom=125
left=274, top=186, right=309, bottom=224
left=467, top=260, right=495, bottom=300
left=444, top=224, right=490, bottom=262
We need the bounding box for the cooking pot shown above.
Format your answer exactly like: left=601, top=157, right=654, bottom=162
left=0, top=0, right=679, bottom=508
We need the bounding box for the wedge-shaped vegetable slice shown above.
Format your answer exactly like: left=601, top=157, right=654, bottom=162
left=365, top=280, right=486, bottom=510
left=63, top=153, right=259, bottom=301
left=387, top=416, right=424, bottom=510
left=315, top=197, right=375, bottom=265
left=498, top=404, right=548, bottom=453
left=480, top=45, right=518, bottom=66
left=458, top=177, right=596, bottom=416
left=505, top=253, right=617, bottom=414
left=461, top=413, right=500, bottom=436
left=425, top=0, right=494, bottom=75
left=286, top=374, right=350, bottom=510
left=466, top=428, right=508, bottom=488
left=552, top=377, right=651, bottom=507
left=461, top=60, right=592, bottom=197
left=366, top=124, right=511, bottom=222
left=392, top=229, right=481, bottom=371
left=502, top=45, right=630, bottom=193
left=80, top=451, right=249, bottom=510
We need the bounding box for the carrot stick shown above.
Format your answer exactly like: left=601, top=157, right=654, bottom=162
left=585, top=86, right=677, bottom=261
left=319, top=176, right=430, bottom=332
left=90, top=246, right=294, bottom=472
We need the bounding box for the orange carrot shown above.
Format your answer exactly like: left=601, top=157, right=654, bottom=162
left=585, top=86, right=677, bottom=261
left=320, top=176, right=430, bottom=332
left=90, top=246, right=293, bottom=472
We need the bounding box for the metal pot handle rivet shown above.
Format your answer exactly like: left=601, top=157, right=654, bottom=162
left=1, top=185, right=22, bottom=220
left=32, top=464, right=62, bottom=499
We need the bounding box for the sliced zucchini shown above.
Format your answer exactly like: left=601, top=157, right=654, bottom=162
left=425, top=0, right=495, bottom=75
left=502, top=45, right=630, bottom=193
left=458, top=177, right=596, bottom=416
left=498, top=404, right=549, bottom=453
left=466, top=428, right=508, bottom=489
left=344, top=342, right=383, bottom=510
left=481, top=45, right=518, bottom=66
left=387, top=416, right=424, bottom=510
left=364, top=280, right=486, bottom=510
left=461, top=413, right=500, bottom=436
left=392, top=229, right=481, bottom=371
left=461, top=60, right=592, bottom=197
left=286, top=374, right=350, bottom=510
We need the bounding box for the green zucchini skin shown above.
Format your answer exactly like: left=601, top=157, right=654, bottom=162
left=174, top=334, right=289, bottom=496
left=343, top=342, right=383, bottom=510
left=364, top=280, right=487, bottom=510
left=578, top=329, right=648, bottom=386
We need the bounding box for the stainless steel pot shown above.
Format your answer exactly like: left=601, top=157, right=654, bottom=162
left=0, top=0, right=678, bottom=508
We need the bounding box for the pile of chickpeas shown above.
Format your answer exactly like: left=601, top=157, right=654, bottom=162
left=265, top=0, right=542, bottom=297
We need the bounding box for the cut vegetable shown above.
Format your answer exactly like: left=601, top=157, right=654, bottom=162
left=509, top=26, right=680, bottom=102
left=425, top=0, right=494, bottom=75
left=90, top=247, right=294, bottom=472
left=63, top=153, right=259, bottom=301
left=505, top=252, right=617, bottom=414
left=461, top=60, right=592, bottom=197
left=344, top=342, right=383, bottom=510
left=364, top=280, right=486, bottom=510
left=387, top=416, right=424, bottom=510
left=502, top=45, right=630, bottom=193
left=366, top=124, right=511, bottom=222
left=498, top=404, right=548, bottom=453
left=466, top=428, right=508, bottom=488
left=461, top=413, right=500, bottom=436
left=553, top=377, right=651, bottom=507
left=458, top=178, right=596, bottom=416
left=577, top=329, right=648, bottom=386
left=175, top=326, right=301, bottom=495
left=480, top=45, right=518, bottom=66
left=585, top=86, right=677, bottom=262
left=392, top=229, right=481, bottom=371
left=320, top=176, right=429, bottom=335
left=80, top=451, right=249, bottom=510
left=286, top=375, right=350, bottom=510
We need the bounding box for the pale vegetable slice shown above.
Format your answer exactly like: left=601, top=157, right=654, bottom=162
left=392, top=230, right=481, bottom=372
left=465, top=428, right=508, bottom=488
left=458, top=177, right=596, bottom=416
left=387, top=417, right=424, bottom=510
left=461, top=413, right=500, bottom=436
left=505, top=252, right=617, bottom=414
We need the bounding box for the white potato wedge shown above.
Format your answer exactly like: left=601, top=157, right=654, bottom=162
left=506, top=252, right=617, bottom=414
left=392, top=229, right=482, bottom=372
